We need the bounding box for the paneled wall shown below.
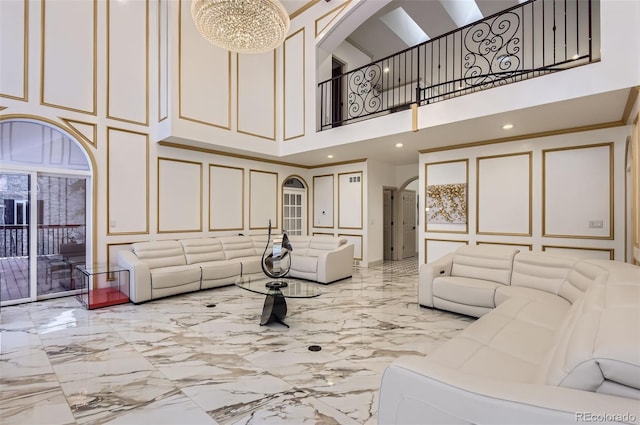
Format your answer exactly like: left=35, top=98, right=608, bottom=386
left=419, top=126, right=629, bottom=263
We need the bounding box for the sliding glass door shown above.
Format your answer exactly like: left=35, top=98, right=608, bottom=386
left=1, top=119, right=92, bottom=306
left=0, top=172, right=32, bottom=302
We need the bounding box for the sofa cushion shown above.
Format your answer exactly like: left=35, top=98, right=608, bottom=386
left=199, top=261, right=241, bottom=280
left=288, top=236, right=312, bottom=251
left=495, top=285, right=572, bottom=311
left=132, top=241, right=186, bottom=269
left=557, top=260, right=608, bottom=303
left=433, top=276, right=500, bottom=308
left=219, top=236, right=257, bottom=259
left=511, top=252, right=577, bottom=295
left=180, top=238, right=225, bottom=264
left=150, top=265, right=201, bottom=289
left=537, top=278, right=640, bottom=398
left=309, top=236, right=347, bottom=250
left=429, top=297, right=568, bottom=383
left=451, top=245, right=519, bottom=286
left=290, top=254, right=317, bottom=274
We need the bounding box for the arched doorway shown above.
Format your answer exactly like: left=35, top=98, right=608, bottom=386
left=282, top=176, right=308, bottom=235
left=0, top=119, right=93, bottom=306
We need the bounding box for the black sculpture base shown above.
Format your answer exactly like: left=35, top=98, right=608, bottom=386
left=265, top=281, right=288, bottom=289
left=260, top=291, right=289, bottom=328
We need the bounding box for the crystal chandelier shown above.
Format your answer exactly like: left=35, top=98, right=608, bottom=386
left=191, top=0, right=291, bottom=54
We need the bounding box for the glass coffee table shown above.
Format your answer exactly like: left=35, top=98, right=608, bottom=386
left=235, top=275, right=321, bottom=328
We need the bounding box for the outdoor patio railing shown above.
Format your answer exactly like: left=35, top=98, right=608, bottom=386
left=0, top=224, right=85, bottom=257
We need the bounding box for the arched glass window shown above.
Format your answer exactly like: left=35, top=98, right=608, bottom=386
left=0, top=119, right=91, bottom=305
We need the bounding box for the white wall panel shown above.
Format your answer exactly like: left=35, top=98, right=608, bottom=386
left=477, top=241, right=532, bottom=251
left=108, top=0, right=148, bottom=125
left=210, top=165, right=243, bottom=230
left=42, top=0, right=95, bottom=113
left=313, top=174, right=333, bottom=227
left=283, top=28, right=305, bottom=140
left=179, top=0, right=230, bottom=128
left=249, top=170, right=277, bottom=229
left=425, top=239, right=467, bottom=263
left=338, top=172, right=362, bottom=229
left=542, top=246, right=613, bottom=260
left=425, top=159, right=468, bottom=233
left=158, top=0, right=168, bottom=122
left=158, top=158, right=202, bottom=232
left=339, top=234, right=362, bottom=260
left=0, top=0, right=27, bottom=100
left=543, top=144, right=612, bottom=238
left=108, top=128, right=148, bottom=235
left=238, top=52, right=275, bottom=139
left=477, top=152, right=531, bottom=235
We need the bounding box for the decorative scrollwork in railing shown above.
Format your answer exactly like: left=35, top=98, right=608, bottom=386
left=318, top=0, right=595, bottom=130
left=464, top=11, right=521, bottom=88
left=347, top=64, right=383, bottom=119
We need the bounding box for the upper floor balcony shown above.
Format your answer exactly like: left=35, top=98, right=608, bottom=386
left=318, top=0, right=599, bottom=131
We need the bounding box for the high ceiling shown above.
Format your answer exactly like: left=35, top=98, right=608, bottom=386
left=244, top=0, right=630, bottom=168
left=344, top=0, right=523, bottom=61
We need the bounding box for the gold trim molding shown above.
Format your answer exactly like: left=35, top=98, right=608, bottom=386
left=209, top=164, right=245, bottom=231
left=313, top=174, right=334, bottom=229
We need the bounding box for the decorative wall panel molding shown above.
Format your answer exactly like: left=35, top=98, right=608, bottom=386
left=107, top=0, right=149, bottom=125
left=542, top=245, right=614, bottom=260
left=0, top=0, right=27, bottom=101
left=543, top=143, right=613, bottom=239
left=237, top=52, right=276, bottom=140
left=178, top=0, right=230, bottom=129
left=338, top=171, right=362, bottom=229
left=157, top=158, right=202, bottom=233
left=107, top=128, right=149, bottom=235
left=249, top=169, right=278, bottom=229
left=477, top=152, right=532, bottom=236
left=283, top=28, right=305, bottom=141
left=338, top=233, right=362, bottom=260
left=425, top=239, right=468, bottom=263
left=209, top=164, right=244, bottom=231
left=476, top=241, right=532, bottom=251
left=315, top=0, right=351, bottom=37
left=41, top=0, right=96, bottom=114
left=158, top=0, right=168, bottom=122
left=60, top=118, right=97, bottom=147
left=313, top=174, right=334, bottom=228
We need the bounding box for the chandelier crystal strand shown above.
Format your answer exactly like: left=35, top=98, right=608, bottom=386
left=191, top=0, right=290, bottom=54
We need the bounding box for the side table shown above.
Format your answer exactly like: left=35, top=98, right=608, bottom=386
left=76, top=264, right=130, bottom=309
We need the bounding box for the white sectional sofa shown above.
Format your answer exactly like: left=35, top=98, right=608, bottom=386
left=379, top=245, right=640, bottom=424
left=117, top=234, right=354, bottom=303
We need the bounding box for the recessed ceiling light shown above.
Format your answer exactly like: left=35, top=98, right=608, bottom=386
left=395, top=143, right=403, bottom=148
left=383, top=67, right=390, bottom=73
left=327, top=154, right=334, bottom=159
left=502, top=123, right=514, bottom=130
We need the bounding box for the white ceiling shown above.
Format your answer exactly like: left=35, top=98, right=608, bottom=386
left=279, top=88, right=632, bottom=167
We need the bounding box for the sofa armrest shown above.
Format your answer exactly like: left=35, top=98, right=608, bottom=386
left=117, top=250, right=152, bottom=303
left=379, top=356, right=639, bottom=425
left=418, top=253, right=453, bottom=307
left=316, top=243, right=354, bottom=284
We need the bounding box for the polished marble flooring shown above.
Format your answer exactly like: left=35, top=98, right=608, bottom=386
left=0, top=259, right=473, bottom=425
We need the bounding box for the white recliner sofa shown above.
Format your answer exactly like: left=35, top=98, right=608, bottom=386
left=378, top=245, right=640, bottom=424
left=117, top=234, right=354, bottom=303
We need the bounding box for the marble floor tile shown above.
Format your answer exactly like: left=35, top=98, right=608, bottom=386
left=0, top=260, right=472, bottom=424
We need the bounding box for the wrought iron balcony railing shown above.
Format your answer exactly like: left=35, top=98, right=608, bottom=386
left=318, top=0, right=597, bottom=130
left=0, top=224, right=85, bottom=258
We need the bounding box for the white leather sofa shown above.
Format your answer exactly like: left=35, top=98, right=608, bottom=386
left=378, top=245, right=640, bottom=424
left=117, top=234, right=354, bottom=303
